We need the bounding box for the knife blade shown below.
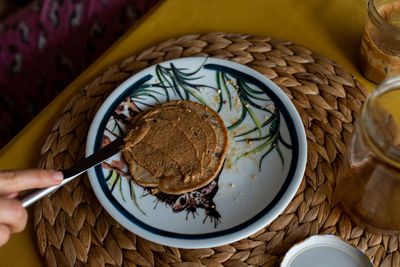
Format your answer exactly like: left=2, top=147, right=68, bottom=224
left=19, top=136, right=125, bottom=208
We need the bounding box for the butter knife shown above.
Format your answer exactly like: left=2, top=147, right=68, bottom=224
left=19, top=137, right=125, bottom=208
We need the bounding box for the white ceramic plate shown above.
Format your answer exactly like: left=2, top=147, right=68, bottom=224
left=86, top=57, right=307, bottom=248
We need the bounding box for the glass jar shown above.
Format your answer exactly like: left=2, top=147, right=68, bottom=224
left=337, top=75, right=400, bottom=234
left=358, top=0, right=400, bottom=83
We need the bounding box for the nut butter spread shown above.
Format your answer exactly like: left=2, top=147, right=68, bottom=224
left=122, top=100, right=229, bottom=195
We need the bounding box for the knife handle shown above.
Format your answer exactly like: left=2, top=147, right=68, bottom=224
left=18, top=172, right=80, bottom=208
left=18, top=137, right=124, bottom=208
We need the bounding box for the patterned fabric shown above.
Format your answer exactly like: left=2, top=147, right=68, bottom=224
left=0, top=0, right=158, bottom=148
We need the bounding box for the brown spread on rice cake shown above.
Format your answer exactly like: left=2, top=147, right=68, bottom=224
left=122, top=100, right=229, bottom=195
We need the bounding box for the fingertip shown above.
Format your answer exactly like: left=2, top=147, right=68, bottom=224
left=7, top=200, right=27, bottom=233
left=0, top=224, right=10, bottom=247
left=35, top=169, right=63, bottom=188
left=0, top=199, right=28, bottom=235
left=50, top=170, right=63, bottom=183
left=0, top=169, right=63, bottom=194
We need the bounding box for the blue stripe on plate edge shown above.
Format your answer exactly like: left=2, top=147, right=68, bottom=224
left=93, top=63, right=300, bottom=240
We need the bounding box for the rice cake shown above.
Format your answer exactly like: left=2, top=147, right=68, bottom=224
left=122, top=100, right=229, bottom=195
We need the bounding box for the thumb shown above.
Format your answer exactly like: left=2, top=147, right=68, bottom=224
left=0, top=169, right=63, bottom=195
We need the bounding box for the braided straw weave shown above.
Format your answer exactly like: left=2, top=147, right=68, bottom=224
left=34, top=33, right=395, bottom=267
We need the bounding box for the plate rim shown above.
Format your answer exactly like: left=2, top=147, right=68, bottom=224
left=86, top=57, right=307, bottom=248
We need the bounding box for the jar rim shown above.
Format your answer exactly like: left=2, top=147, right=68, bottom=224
left=369, top=0, right=400, bottom=36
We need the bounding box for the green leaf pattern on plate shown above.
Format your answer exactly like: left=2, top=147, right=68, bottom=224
left=103, top=58, right=292, bottom=212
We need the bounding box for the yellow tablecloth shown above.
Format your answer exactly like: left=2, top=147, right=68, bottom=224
left=0, top=0, right=374, bottom=265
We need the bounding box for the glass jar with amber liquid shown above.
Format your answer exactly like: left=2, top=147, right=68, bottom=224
left=337, top=76, right=400, bottom=234
left=359, top=0, right=400, bottom=83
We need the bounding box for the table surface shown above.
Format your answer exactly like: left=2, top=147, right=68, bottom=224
left=0, top=0, right=375, bottom=266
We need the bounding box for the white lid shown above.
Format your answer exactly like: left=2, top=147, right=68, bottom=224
left=281, top=235, right=373, bottom=267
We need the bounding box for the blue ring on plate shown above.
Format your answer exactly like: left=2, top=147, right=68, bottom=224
left=94, top=62, right=299, bottom=239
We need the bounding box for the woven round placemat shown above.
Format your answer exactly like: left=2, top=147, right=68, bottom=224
left=34, top=32, right=396, bottom=267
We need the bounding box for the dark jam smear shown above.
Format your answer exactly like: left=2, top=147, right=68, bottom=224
left=144, top=161, right=225, bottom=228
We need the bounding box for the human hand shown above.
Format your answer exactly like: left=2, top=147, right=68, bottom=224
left=0, top=169, right=63, bottom=246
